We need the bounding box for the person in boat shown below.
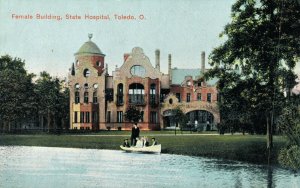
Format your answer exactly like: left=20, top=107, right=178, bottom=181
left=131, top=123, right=140, bottom=146
left=123, top=139, right=130, bottom=147
left=143, top=137, right=150, bottom=147
left=151, top=137, right=158, bottom=146
left=135, top=137, right=143, bottom=148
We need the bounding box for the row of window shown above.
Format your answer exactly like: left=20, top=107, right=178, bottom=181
left=74, top=111, right=98, bottom=123
left=176, top=93, right=212, bottom=103
left=75, top=91, right=98, bottom=104
left=106, top=111, right=158, bottom=123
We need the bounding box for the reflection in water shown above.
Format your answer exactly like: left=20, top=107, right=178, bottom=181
left=268, top=166, right=274, bottom=188
left=0, top=146, right=299, bottom=188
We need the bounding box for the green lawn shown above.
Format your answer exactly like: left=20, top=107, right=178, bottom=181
left=0, top=133, right=286, bottom=165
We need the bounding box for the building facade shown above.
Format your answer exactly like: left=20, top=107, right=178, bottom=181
left=68, top=35, right=220, bottom=130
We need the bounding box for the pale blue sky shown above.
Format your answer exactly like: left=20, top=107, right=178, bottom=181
left=1, top=0, right=299, bottom=78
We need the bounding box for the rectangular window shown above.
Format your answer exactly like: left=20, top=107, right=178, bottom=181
left=80, top=112, right=85, bottom=123
left=117, top=111, right=123, bottom=123
left=150, top=111, right=157, bottom=123
left=197, top=93, right=201, bottom=101
left=75, top=92, right=80, bottom=104
left=84, top=92, right=89, bottom=103
left=140, top=111, right=144, bottom=122
left=74, top=111, right=78, bottom=123
left=207, top=93, right=211, bottom=102
left=187, top=93, right=191, bottom=102
left=176, top=93, right=181, bottom=102
left=107, top=111, right=111, bottom=123
left=93, top=92, right=98, bottom=103
left=92, top=111, right=98, bottom=123
left=85, top=112, right=90, bottom=123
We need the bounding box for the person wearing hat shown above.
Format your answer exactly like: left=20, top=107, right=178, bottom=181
left=123, top=139, right=130, bottom=147
left=131, top=123, right=140, bottom=146
left=151, top=137, right=158, bottom=146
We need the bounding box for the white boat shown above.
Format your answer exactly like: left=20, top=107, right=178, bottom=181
left=120, top=144, right=161, bottom=153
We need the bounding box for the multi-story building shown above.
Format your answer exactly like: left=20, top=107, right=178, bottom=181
left=68, top=35, right=220, bottom=130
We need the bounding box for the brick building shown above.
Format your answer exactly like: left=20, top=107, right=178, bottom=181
left=68, top=35, right=220, bottom=130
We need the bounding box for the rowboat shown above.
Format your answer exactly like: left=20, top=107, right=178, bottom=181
left=120, top=144, right=161, bottom=153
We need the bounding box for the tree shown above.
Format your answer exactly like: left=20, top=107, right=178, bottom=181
left=277, top=102, right=300, bottom=171
left=35, top=72, right=61, bottom=132
left=206, top=0, right=300, bottom=163
left=0, top=55, right=36, bottom=132
left=173, top=107, right=188, bottom=130
left=124, top=105, right=142, bottom=123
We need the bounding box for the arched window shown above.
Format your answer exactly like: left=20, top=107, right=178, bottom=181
left=83, top=69, right=91, bottom=77
left=150, top=84, right=156, bottom=105
left=84, top=83, right=89, bottom=89
left=75, top=91, right=80, bottom=103
left=93, top=91, right=98, bottom=103
left=129, top=83, right=145, bottom=105
left=84, top=92, right=89, bottom=103
left=117, top=83, right=124, bottom=105
left=74, top=83, right=80, bottom=90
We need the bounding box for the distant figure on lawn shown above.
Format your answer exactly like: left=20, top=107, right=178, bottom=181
left=123, top=139, right=130, bottom=147
left=151, top=138, right=158, bottom=146
left=131, top=123, right=140, bottom=146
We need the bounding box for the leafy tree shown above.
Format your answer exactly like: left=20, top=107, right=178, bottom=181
left=124, top=105, right=142, bottom=123
left=206, top=0, right=300, bottom=157
left=35, top=71, right=61, bottom=132
left=0, top=55, right=36, bottom=132
left=173, top=107, right=188, bottom=129
left=277, top=103, right=300, bottom=170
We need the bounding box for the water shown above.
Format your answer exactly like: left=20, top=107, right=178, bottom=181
left=0, top=146, right=299, bottom=188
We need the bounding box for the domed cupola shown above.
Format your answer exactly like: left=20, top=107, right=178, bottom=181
left=75, top=34, right=105, bottom=56
left=74, top=34, right=106, bottom=76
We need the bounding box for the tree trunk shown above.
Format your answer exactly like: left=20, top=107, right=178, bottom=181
left=47, top=109, right=50, bottom=133
left=8, top=120, right=11, bottom=132
left=267, top=113, right=273, bottom=165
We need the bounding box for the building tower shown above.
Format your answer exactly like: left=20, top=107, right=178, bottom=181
left=68, top=34, right=106, bottom=130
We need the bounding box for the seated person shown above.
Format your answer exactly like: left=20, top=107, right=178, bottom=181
left=135, top=137, right=143, bottom=148
left=144, top=137, right=150, bottom=147
left=122, top=139, right=130, bottom=147
left=151, top=137, right=158, bottom=146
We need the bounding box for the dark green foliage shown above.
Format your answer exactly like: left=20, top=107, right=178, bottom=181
left=124, top=105, right=142, bottom=123
left=206, top=0, right=300, bottom=134
left=0, top=55, right=69, bottom=132
left=173, top=107, right=188, bottom=129
left=0, top=55, right=37, bottom=131
left=277, top=102, right=300, bottom=170
left=35, top=71, right=69, bottom=131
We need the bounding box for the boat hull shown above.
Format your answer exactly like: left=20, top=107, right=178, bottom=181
left=120, top=144, right=161, bottom=153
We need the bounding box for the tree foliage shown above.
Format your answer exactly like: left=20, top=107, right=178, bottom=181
left=0, top=55, right=69, bottom=132
left=206, top=0, right=300, bottom=134
left=277, top=100, right=300, bottom=170
left=0, top=55, right=37, bottom=131
left=124, top=105, right=142, bottom=123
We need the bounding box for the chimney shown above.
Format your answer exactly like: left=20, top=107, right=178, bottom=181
left=168, top=54, right=172, bottom=84
left=71, top=63, right=75, bottom=76
left=201, top=51, right=205, bottom=74
left=155, top=49, right=160, bottom=71
left=105, top=63, right=108, bottom=76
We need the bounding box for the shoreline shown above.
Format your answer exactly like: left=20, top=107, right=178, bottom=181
left=0, top=134, right=285, bottom=165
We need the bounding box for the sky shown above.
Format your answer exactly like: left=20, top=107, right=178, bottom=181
left=0, top=0, right=299, bottom=79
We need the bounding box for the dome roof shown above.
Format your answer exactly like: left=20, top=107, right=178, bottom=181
left=75, top=36, right=104, bottom=56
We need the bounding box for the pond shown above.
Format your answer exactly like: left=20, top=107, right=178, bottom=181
left=0, top=146, right=299, bottom=188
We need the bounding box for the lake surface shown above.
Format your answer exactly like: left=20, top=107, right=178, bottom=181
left=0, top=146, right=299, bottom=188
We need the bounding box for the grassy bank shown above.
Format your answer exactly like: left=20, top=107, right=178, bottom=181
left=0, top=133, right=286, bottom=165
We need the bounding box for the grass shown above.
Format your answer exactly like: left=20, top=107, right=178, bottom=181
left=0, top=133, right=286, bottom=165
